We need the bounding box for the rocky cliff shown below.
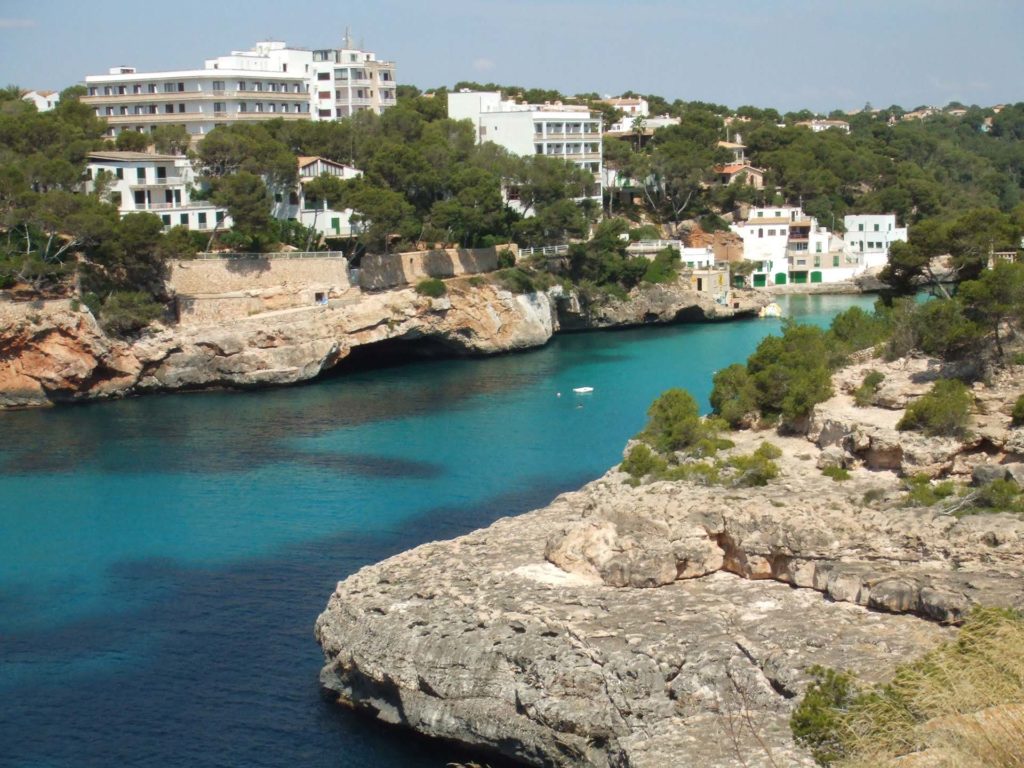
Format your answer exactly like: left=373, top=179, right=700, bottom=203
left=315, top=360, right=1024, bottom=767
left=0, top=277, right=762, bottom=409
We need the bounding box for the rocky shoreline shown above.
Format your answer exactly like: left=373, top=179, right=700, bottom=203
left=314, top=355, right=1024, bottom=767
left=0, top=279, right=767, bottom=409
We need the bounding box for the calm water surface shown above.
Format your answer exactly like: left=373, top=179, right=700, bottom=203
left=0, top=293, right=873, bottom=767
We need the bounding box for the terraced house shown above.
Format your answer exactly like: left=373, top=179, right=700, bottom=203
left=82, top=37, right=396, bottom=140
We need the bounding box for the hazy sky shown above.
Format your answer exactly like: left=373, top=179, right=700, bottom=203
left=3, top=0, right=1023, bottom=113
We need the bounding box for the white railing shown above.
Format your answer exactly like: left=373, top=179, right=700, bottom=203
left=519, top=244, right=570, bottom=258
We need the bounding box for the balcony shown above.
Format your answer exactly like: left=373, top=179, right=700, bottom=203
left=337, top=96, right=373, bottom=107
left=129, top=178, right=184, bottom=187
left=85, top=89, right=307, bottom=103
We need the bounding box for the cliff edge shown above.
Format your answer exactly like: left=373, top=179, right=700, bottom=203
left=314, top=360, right=1024, bottom=767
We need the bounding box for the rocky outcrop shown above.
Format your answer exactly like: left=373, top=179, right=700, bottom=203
left=1, top=277, right=765, bottom=409
left=315, top=360, right=1024, bottom=767
left=0, top=282, right=556, bottom=408
left=555, top=281, right=767, bottom=330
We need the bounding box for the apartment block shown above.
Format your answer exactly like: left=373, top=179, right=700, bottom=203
left=85, top=151, right=229, bottom=231
left=843, top=214, right=907, bottom=269
left=83, top=39, right=396, bottom=139
left=447, top=91, right=603, bottom=202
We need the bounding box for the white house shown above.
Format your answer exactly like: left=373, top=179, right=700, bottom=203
left=447, top=91, right=603, bottom=206
left=83, top=38, right=396, bottom=140
left=731, top=206, right=863, bottom=286
left=794, top=119, right=850, bottom=134
left=272, top=156, right=363, bottom=238
left=22, top=89, right=59, bottom=112
left=85, top=151, right=229, bottom=231
left=842, top=214, right=907, bottom=270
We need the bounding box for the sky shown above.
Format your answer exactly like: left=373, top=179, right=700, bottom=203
left=2, top=0, right=1023, bottom=113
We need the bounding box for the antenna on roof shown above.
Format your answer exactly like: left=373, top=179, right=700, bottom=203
left=344, top=26, right=352, bottom=49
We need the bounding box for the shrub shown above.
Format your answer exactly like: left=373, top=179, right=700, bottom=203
left=822, top=465, right=851, bottom=482
left=973, top=478, right=1024, bottom=513
left=415, top=278, right=447, bottom=298
left=639, top=388, right=705, bottom=453
left=1013, top=394, right=1024, bottom=427
left=496, top=248, right=516, bottom=269
left=902, top=473, right=957, bottom=507
left=790, top=665, right=860, bottom=766
left=897, top=378, right=973, bottom=437
left=99, top=291, right=164, bottom=335
left=853, top=370, right=885, bottom=407
left=710, top=363, right=759, bottom=427
left=725, top=443, right=780, bottom=487
left=493, top=267, right=536, bottom=294
left=828, top=305, right=890, bottom=353
left=620, top=443, right=667, bottom=483
left=887, top=298, right=982, bottom=360
left=748, top=323, right=835, bottom=423
left=641, top=247, right=681, bottom=284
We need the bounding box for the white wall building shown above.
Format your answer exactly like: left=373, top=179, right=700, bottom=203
left=731, top=206, right=863, bottom=286
left=22, top=89, right=59, bottom=112
left=83, top=39, right=395, bottom=139
left=794, top=119, right=850, bottom=133
left=85, top=151, right=229, bottom=231
left=272, top=156, right=363, bottom=238
left=842, top=214, right=907, bottom=269
left=448, top=91, right=603, bottom=204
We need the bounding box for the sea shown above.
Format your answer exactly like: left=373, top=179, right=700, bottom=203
left=0, top=293, right=874, bottom=768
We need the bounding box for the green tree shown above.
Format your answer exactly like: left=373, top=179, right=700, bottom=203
left=211, top=172, right=275, bottom=250
left=958, top=261, right=1024, bottom=357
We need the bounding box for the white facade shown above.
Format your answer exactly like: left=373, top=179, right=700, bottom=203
left=83, top=40, right=395, bottom=139
left=85, top=151, right=229, bottom=231
left=272, top=156, right=363, bottom=238
left=600, top=97, right=649, bottom=118
left=22, top=90, right=59, bottom=111
left=606, top=114, right=680, bottom=133
left=842, top=214, right=907, bottom=269
left=448, top=91, right=603, bottom=201
left=731, top=206, right=864, bottom=286
left=794, top=119, right=850, bottom=133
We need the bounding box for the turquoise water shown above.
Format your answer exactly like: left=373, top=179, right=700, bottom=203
left=0, top=293, right=873, bottom=767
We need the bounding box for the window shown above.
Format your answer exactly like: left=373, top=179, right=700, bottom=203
left=758, top=228, right=763, bottom=238
left=268, top=103, right=276, bottom=113
left=213, top=102, right=225, bottom=113
left=239, top=103, right=247, bottom=113
left=177, top=82, right=185, bottom=92
left=212, top=80, right=225, bottom=91
left=775, top=210, right=782, bottom=217
left=779, top=227, right=787, bottom=235
left=319, top=91, right=331, bottom=99
left=289, top=192, right=299, bottom=205
left=133, top=84, right=142, bottom=94
left=161, top=214, right=171, bottom=225
left=318, top=109, right=332, bottom=118
left=815, top=242, right=822, bottom=252
left=137, top=168, right=146, bottom=181
left=253, top=82, right=262, bottom=92
left=105, top=107, right=113, bottom=116
left=767, top=229, right=776, bottom=236
left=237, top=81, right=247, bottom=91
left=165, top=104, right=174, bottom=114
left=268, top=83, right=277, bottom=92
left=858, top=223, right=864, bottom=231
left=177, top=104, right=185, bottom=113
left=833, top=254, right=840, bottom=267
left=254, top=103, right=263, bottom=113
left=148, top=83, right=157, bottom=93
left=814, top=255, right=821, bottom=267
left=115, top=168, right=123, bottom=179
left=874, top=223, right=880, bottom=231
left=148, top=105, right=157, bottom=114
left=331, top=217, right=340, bottom=233
left=119, top=106, right=127, bottom=115
left=216, top=211, right=225, bottom=222
left=180, top=214, right=188, bottom=226
left=197, top=212, right=207, bottom=228
left=88, top=87, right=97, bottom=96
left=156, top=167, right=167, bottom=181
left=317, top=71, right=331, bottom=80
left=164, top=83, right=176, bottom=93
left=274, top=192, right=283, bottom=203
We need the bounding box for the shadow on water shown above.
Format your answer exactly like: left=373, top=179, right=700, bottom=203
left=1, top=475, right=586, bottom=768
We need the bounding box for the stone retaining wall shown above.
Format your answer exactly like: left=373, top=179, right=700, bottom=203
left=358, top=245, right=515, bottom=291
left=169, top=256, right=351, bottom=295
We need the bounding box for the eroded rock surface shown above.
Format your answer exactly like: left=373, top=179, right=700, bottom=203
left=315, top=358, right=1024, bottom=767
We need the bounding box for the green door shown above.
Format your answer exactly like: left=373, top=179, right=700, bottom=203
left=754, top=273, right=766, bottom=288
left=811, top=271, right=823, bottom=283
left=775, top=272, right=787, bottom=285
left=791, top=271, right=807, bottom=284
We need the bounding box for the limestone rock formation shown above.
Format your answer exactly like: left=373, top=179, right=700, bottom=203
left=0, top=277, right=751, bottom=408
left=315, top=358, right=1024, bottom=767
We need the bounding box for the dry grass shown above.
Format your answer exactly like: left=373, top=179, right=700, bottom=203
left=838, top=609, right=1024, bottom=768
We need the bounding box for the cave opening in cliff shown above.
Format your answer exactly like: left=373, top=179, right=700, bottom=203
left=324, top=335, right=464, bottom=377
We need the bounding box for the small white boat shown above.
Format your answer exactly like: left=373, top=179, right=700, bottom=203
left=572, top=386, right=594, bottom=394
left=758, top=302, right=783, bottom=318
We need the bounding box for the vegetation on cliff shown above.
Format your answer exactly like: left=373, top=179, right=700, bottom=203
left=791, top=608, right=1024, bottom=767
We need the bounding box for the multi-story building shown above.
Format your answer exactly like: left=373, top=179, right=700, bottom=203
left=82, top=39, right=396, bottom=140
left=842, top=214, right=907, bottom=269
left=447, top=91, right=603, bottom=204
left=85, top=151, right=229, bottom=231
left=794, top=118, right=851, bottom=133
left=730, top=206, right=861, bottom=286
left=272, top=156, right=363, bottom=238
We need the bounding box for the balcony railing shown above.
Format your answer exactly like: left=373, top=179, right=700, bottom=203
left=130, top=178, right=183, bottom=187
left=85, top=89, right=307, bottom=103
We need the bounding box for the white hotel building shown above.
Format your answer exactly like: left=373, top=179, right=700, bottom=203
left=83, top=40, right=396, bottom=139
left=447, top=91, right=603, bottom=204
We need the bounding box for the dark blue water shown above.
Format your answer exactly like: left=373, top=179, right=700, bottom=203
left=0, top=294, right=873, bottom=768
